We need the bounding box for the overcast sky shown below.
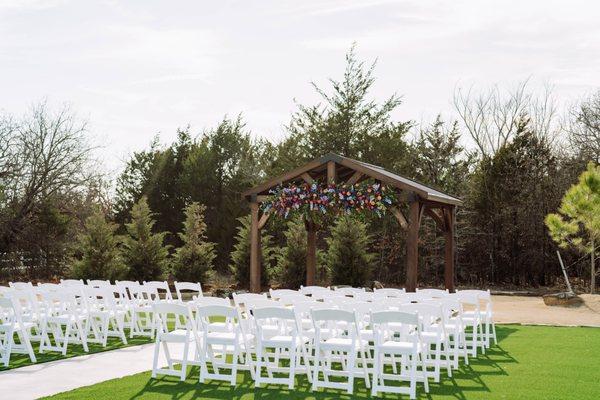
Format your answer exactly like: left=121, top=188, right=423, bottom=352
left=1, top=0, right=600, bottom=172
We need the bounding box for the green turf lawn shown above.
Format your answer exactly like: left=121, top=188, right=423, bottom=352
left=0, top=329, right=153, bottom=371
left=41, top=324, right=600, bottom=400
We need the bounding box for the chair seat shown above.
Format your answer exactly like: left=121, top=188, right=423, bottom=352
left=379, top=340, right=422, bottom=354
left=321, top=337, right=368, bottom=351
left=160, top=329, right=195, bottom=343
left=261, top=334, right=310, bottom=347
left=206, top=332, right=254, bottom=345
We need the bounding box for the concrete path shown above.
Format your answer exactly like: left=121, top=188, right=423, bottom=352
left=0, top=342, right=186, bottom=400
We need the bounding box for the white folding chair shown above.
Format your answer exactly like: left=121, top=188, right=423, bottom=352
left=39, top=290, right=89, bottom=355
left=60, top=279, right=84, bottom=287
left=0, top=297, right=37, bottom=366
left=310, top=308, right=371, bottom=394
left=299, top=285, right=331, bottom=297
left=252, top=306, right=312, bottom=389
left=334, top=287, right=366, bottom=297
left=402, top=303, right=452, bottom=382
left=193, top=304, right=254, bottom=385
left=143, top=281, right=173, bottom=301
left=437, top=297, right=469, bottom=368
left=151, top=303, right=196, bottom=381
left=454, top=293, right=485, bottom=356
left=269, top=288, right=299, bottom=300
left=87, top=279, right=111, bottom=288
left=373, top=288, right=406, bottom=299
left=128, top=285, right=159, bottom=338
left=232, top=292, right=267, bottom=309
left=371, top=310, right=429, bottom=399
left=416, top=288, right=449, bottom=298
left=175, top=282, right=203, bottom=303
left=458, top=289, right=497, bottom=347
left=84, top=287, right=128, bottom=346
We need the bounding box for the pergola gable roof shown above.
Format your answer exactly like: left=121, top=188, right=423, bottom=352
left=242, top=153, right=462, bottom=206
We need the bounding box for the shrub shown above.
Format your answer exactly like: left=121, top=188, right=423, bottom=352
left=229, top=215, right=278, bottom=288
left=326, top=214, right=375, bottom=287
left=172, top=202, right=216, bottom=283
left=122, top=197, right=170, bottom=281
left=71, top=209, right=126, bottom=281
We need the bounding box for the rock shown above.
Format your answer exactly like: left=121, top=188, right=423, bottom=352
left=543, top=292, right=584, bottom=307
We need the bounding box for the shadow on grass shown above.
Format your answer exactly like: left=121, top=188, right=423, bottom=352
left=129, top=326, right=519, bottom=400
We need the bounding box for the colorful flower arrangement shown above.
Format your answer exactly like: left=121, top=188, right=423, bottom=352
left=261, top=181, right=396, bottom=220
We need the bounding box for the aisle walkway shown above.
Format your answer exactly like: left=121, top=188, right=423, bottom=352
left=0, top=342, right=185, bottom=400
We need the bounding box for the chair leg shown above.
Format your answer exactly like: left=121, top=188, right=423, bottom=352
left=151, top=337, right=160, bottom=378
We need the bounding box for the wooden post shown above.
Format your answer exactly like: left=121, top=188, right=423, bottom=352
left=327, top=161, right=336, bottom=184
left=444, top=207, right=456, bottom=293
left=250, top=202, right=261, bottom=293
left=406, top=200, right=421, bottom=292
left=306, top=219, right=317, bottom=286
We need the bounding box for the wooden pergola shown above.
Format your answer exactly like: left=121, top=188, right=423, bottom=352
left=242, top=153, right=462, bottom=293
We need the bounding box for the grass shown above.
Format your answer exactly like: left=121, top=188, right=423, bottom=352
left=0, top=329, right=153, bottom=371
left=41, top=324, right=600, bottom=400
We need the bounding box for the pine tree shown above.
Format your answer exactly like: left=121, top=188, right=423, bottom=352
left=122, top=197, right=170, bottom=281
left=546, top=162, right=600, bottom=293
left=71, top=209, right=126, bottom=281
left=172, top=202, right=216, bottom=283
left=326, top=215, right=375, bottom=287
left=229, top=215, right=277, bottom=288
left=276, top=218, right=309, bottom=288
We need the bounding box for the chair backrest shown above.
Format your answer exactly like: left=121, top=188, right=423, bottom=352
left=9, top=281, right=34, bottom=291
left=153, top=302, right=191, bottom=334
left=232, top=292, right=267, bottom=308
left=401, top=303, right=443, bottom=332
left=269, top=288, right=299, bottom=300
left=244, top=298, right=279, bottom=312
left=299, top=285, right=331, bottom=296
left=312, top=290, right=347, bottom=302
left=87, top=279, right=111, bottom=288
left=0, top=297, right=17, bottom=327
left=371, top=310, right=420, bottom=346
left=416, top=288, right=449, bottom=298
left=339, top=301, right=374, bottom=326
left=276, top=293, right=310, bottom=306
left=0, top=285, right=13, bottom=297
left=252, top=306, right=299, bottom=340
left=334, top=287, right=366, bottom=297
left=373, top=288, right=406, bottom=298
left=311, top=308, right=355, bottom=323
left=194, top=296, right=231, bottom=307
left=143, top=281, right=173, bottom=301
left=115, top=280, right=141, bottom=300
left=60, top=279, right=84, bottom=287
left=174, top=281, right=202, bottom=302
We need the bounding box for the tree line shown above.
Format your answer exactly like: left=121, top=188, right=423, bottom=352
left=1, top=48, right=599, bottom=290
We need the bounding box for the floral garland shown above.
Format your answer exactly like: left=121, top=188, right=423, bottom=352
left=261, top=181, right=396, bottom=219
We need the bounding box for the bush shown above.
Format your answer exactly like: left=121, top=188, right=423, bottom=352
left=275, top=218, right=307, bottom=288
left=172, top=202, right=216, bottom=283
left=122, top=197, right=170, bottom=281
left=71, top=209, right=126, bottom=281
left=229, top=215, right=278, bottom=288
left=326, top=214, right=375, bottom=287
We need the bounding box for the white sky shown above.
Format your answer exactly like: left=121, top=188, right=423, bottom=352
left=1, top=0, right=600, bottom=173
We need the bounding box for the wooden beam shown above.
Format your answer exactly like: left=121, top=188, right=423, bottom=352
left=249, top=203, right=261, bottom=293
left=389, top=206, right=408, bottom=229
left=444, top=207, right=456, bottom=293
left=405, top=200, right=421, bottom=292
left=327, top=161, right=336, bottom=184
left=258, top=211, right=271, bottom=230
left=306, top=220, right=317, bottom=286
left=425, top=207, right=445, bottom=232
left=301, top=172, right=314, bottom=184
left=345, top=171, right=363, bottom=185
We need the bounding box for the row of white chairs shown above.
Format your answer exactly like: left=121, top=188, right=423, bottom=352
left=150, top=287, right=496, bottom=399
left=0, top=280, right=203, bottom=366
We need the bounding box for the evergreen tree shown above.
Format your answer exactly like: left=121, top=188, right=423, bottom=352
left=546, top=162, right=600, bottom=293
left=71, top=209, right=126, bottom=281
left=229, top=215, right=278, bottom=288
left=276, top=218, right=309, bottom=288
left=326, top=215, right=375, bottom=287
left=122, top=197, right=170, bottom=281
left=172, top=202, right=216, bottom=283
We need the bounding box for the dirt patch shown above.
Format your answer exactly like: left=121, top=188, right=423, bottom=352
left=493, top=294, right=600, bottom=327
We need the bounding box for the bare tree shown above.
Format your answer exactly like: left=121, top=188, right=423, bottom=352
left=453, top=79, right=559, bottom=157
left=0, top=102, right=98, bottom=249
left=567, top=91, right=600, bottom=162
